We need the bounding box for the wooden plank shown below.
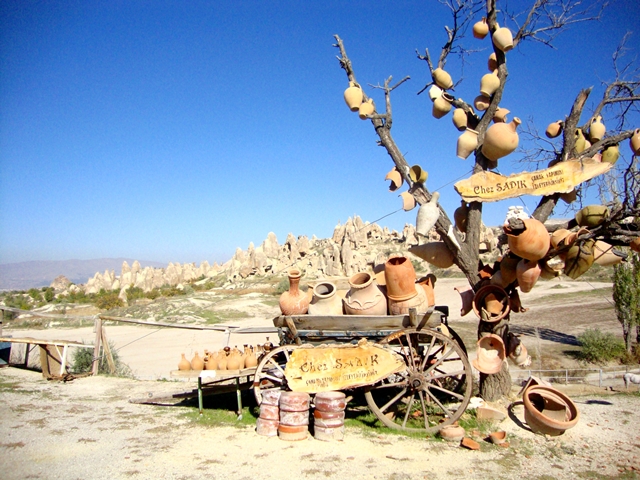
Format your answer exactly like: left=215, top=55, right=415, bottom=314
left=169, top=368, right=256, bottom=379
left=0, top=337, right=90, bottom=347
left=99, top=315, right=238, bottom=332
left=273, top=315, right=414, bottom=330
left=92, top=317, right=102, bottom=375
left=101, top=327, right=116, bottom=375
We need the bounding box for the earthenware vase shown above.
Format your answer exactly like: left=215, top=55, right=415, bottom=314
left=205, top=353, right=218, bottom=370
left=388, top=284, right=429, bottom=315
left=343, top=81, right=363, bottom=112
left=504, top=217, right=550, bottom=261
left=630, top=128, right=640, bottom=155
left=226, top=350, right=242, bottom=370
left=433, top=68, right=454, bottom=90
left=432, top=92, right=453, bottom=118
left=416, top=192, right=440, bottom=237
left=589, top=115, right=605, bottom=142
left=487, top=52, right=498, bottom=71
left=575, top=205, right=609, bottom=227
left=473, top=334, right=506, bottom=374
left=384, top=256, right=418, bottom=302
left=474, top=94, right=490, bottom=111
left=493, top=107, right=510, bottom=123
left=190, top=351, right=204, bottom=371
left=482, top=117, right=521, bottom=161
left=499, top=254, right=520, bottom=286
left=178, top=353, right=191, bottom=371
left=545, top=120, right=563, bottom=139
left=550, top=228, right=572, bottom=249
left=279, top=269, right=310, bottom=315
left=439, top=424, right=465, bottom=442
left=428, top=84, right=443, bottom=101
left=593, top=241, right=623, bottom=266
left=408, top=242, right=455, bottom=269
left=480, top=71, right=500, bottom=97
left=452, top=108, right=468, bottom=131
left=454, top=201, right=469, bottom=233
left=516, top=259, right=541, bottom=293
left=244, top=348, right=258, bottom=368
left=564, top=239, right=595, bottom=279
left=602, top=144, right=620, bottom=164
left=358, top=98, right=374, bottom=120
left=574, top=129, right=587, bottom=153
left=492, top=26, right=514, bottom=52
left=473, top=17, right=489, bottom=39
left=343, top=272, right=388, bottom=315
left=308, top=281, right=343, bottom=316
left=457, top=128, right=479, bottom=159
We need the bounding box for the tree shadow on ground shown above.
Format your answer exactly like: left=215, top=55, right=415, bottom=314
left=510, top=325, right=580, bottom=346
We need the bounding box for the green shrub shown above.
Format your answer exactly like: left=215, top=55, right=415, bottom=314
left=94, top=291, right=124, bottom=310
left=43, top=288, right=54, bottom=303
left=126, top=286, right=146, bottom=302
left=577, top=328, right=626, bottom=363
left=72, top=341, right=132, bottom=377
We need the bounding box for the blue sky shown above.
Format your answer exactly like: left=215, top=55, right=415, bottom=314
left=1, top=0, right=638, bottom=266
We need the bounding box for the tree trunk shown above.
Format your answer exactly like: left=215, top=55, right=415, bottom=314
left=479, top=362, right=511, bottom=401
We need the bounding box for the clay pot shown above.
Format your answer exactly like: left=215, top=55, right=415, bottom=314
left=428, top=84, right=443, bottom=101
left=190, top=351, right=204, bottom=371
left=226, top=350, right=242, bottom=370
left=399, top=191, right=416, bottom=211
left=315, top=391, right=347, bottom=412
left=279, top=269, right=310, bottom=315
left=279, top=392, right=311, bottom=412
left=205, top=354, right=218, bottom=370
left=473, top=17, right=489, bottom=39
left=575, top=205, right=609, bottom=227
left=545, top=120, right=563, bottom=139
left=504, top=217, right=550, bottom=262
left=472, top=285, right=510, bottom=322
left=499, top=254, right=520, bottom=286
left=482, top=117, right=521, bottom=161
left=256, top=417, right=279, bottom=437
left=244, top=349, right=258, bottom=368
left=418, top=276, right=436, bottom=307
left=454, top=201, right=468, bottom=233
left=473, top=334, right=506, bottom=374
left=589, top=115, right=605, bottom=142
left=280, top=410, right=309, bottom=426
left=433, top=68, right=454, bottom=90
left=630, top=238, right=640, bottom=253
left=385, top=167, right=403, bottom=192
left=454, top=285, right=474, bottom=317
left=630, top=128, right=640, bottom=155
left=493, top=107, right=510, bottom=123
left=487, top=52, right=498, bottom=71
left=432, top=92, right=453, bottom=118
left=510, top=342, right=531, bottom=367
left=408, top=242, right=455, bottom=269
left=523, top=385, right=579, bottom=436
left=178, top=353, right=191, bottom=371
left=308, top=281, right=343, bottom=316
left=313, top=410, right=345, bottom=428
left=492, top=26, right=514, bottom=52
left=564, top=239, right=595, bottom=279
left=277, top=424, right=308, bottom=441
left=457, top=128, right=479, bottom=159
left=343, top=272, right=388, bottom=315
left=516, top=259, right=541, bottom=293
left=602, top=144, right=620, bottom=164
left=539, top=259, right=561, bottom=280
left=409, top=164, right=428, bottom=184
left=358, top=98, right=374, bottom=120
left=489, top=430, right=507, bottom=445
left=388, top=284, right=429, bottom=315
left=261, top=389, right=283, bottom=406
left=439, top=424, right=465, bottom=442
left=474, top=94, right=491, bottom=111
left=416, top=192, right=440, bottom=236
left=593, top=241, right=623, bottom=266
left=314, top=425, right=345, bottom=442
left=384, top=257, right=418, bottom=302
left=452, top=108, right=468, bottom=131
left=259, top=404, right=280, bottom=421
left=574, top=129, right=587, bottom=153
left=343, top=82, right=363, bottom=112
left=550, top=228, right=572, bottom=249
left=480, top=72, right=500, bottom=97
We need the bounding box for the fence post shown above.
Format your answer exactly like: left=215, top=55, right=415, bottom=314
left=599, top=369, right=602, bottom=388
left=92, top=316, right=102, bottom=375
left=565, top=369, right=568, bottom=384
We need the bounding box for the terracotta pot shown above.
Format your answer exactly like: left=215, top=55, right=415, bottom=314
left=256, top=417, right=279, bottom=437
left=409, top=164, right=428, bottom=184
left=418, top=276, right=436, bottom=307
left=482, top=117, right=521, bottom=161
left=190, top=351, right=204, bottom=371
left=408, top=242, right=454, bottom=269
left=472, top=334, right=506, bottom=374
left=416, top=192, right=440, bottom=236
left=343, top=82, right=363, bottom=112
left=343, top=272, right=388, bottom=315
left=589, top=115, right=605, bottom=142
left=315, top=391, right=347, bottom=412
left=575, top=205, right=609, bottom=227
left=314, top=425, right=345, bottom=442
left=399, top=191, right=416, bottom=211
left=539, top=259, right=561, bottom=280
left=574, top=129, right=587, bottom=153
left=523, top=385, right=579, bottom=436
left=492, top=26, right=514, bottom=52
left=313, top=410, right=345, bottom=428
left=480, top=72, right=500, bottom=97
left=277, top=424, right=308, bottom=441
left=545, top=120, right=563, bottom=139
left=428, top=84, right=443, bottom=101
left=499, top=254, right=520, bottom=286
left=509, top=342, right=531, bottom=366
left=454, top=285, right=474, bottom=317
left=452, top=108, right=468, bottom=131
left=550, top=228, right=572, bottom=249
left=504, top=217, right=550, bottom=261
left=439, top=424, right=465, bottom=442
left=205, top=354, right=218, bottom=370
left=432, top=92, right=453, bottom=118
left=178, top=353, right=191, bottom=371
left=279, top=392, right=311, bottom=412
left=279, top=269, right=310, bottom=315
left=564, top=239, right=595, bottom=279
left=261, top=389, right=283, bottom=406
left=457, top=128, right=479, bottom=159
left=244, top=349, right=258, bottom=368
left=259, top=404, right=280, bottom=421
left=472, top=285, right=510, bottom=322
left=217, top=350, right=228, bottom=370
left=593, top=241, right=623, bottom=266
left=630, top=128, right=640, bottom=155
left=489, top=430, right=507, bottom=445
left=308, top=281, right=343, bottom=316
left=226, top=350, right=242, bottom=370
left=385, top=167, right=403, bottom=192
left=602, top=144, right=620, bottom=164
left=493, top=107, right=510, bottom=123
left=516, top=259, right=541, bottom=293
left=358, top=98, right=374, bottom=120
left=388, top=284, right=429, bottom=315
left=433, top=68, right=454, bottom=90
left=454, top=201, right=468, bottom=233
left=473, top=17, right=489, bottom=39
left=487, top=52, right=498, bottom=71
left=280, top=410, right=310, bottom=426
left=474, top=94, right=490, bottom=111
left=630, top=237, right=640, bottom=252
left=384, top=257, right=418, bottom=302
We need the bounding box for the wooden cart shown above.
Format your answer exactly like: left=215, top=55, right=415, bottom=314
left=252, top=306, right=473, bottom=433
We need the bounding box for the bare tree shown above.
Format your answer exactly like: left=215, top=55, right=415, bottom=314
left=335, top=0, right=639, bottom=400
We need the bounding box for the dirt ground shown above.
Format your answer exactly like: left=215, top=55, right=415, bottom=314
left=1, top=277, right=640, bottom=479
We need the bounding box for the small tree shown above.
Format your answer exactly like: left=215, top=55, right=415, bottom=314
left=613, top=252, right=640, bottom=353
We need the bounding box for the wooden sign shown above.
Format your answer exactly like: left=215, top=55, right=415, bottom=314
left=284, top=341, right=405, bottom=393
left=454, top=158, right=612, bottom=203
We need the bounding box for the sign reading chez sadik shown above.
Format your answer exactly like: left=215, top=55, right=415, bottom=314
left=454, top=158, right=612, bottom=203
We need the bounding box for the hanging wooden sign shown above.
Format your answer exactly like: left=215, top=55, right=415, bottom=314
left=454, top=158, right=612, bottom=203
left=284, top=341, right=405, bottom=393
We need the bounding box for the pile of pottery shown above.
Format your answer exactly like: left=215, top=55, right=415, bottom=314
left=278, top=255, right=436, bottom=317
left=312, top=391, right=347, bottom=442
left=177, top=343, right=271, bottom=372
left=256, top=389, right=282, bottom=437
left=277, top=392, right=311, bottom=441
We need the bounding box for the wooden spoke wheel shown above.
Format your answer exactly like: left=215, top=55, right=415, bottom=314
left=364, top=328, right=473, bottom=433
left=253, top=344, right=301, bottom=405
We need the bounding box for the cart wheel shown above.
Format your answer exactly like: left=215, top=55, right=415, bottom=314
left=253, top=345, right=300, bottom=405
left=365, top=328, right=473, bottom=433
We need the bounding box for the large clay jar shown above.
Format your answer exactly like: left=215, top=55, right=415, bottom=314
left=408, top=242, right=455, bottom=269
left=593, top=241, right=623, bottom=266
left=574, top=129, right=587, bottom=153
left=454, top=201, right=468, bottom=233
left=480, top=72, right=500, bottom=97
left=226, top=350, right=242, bottom=370
left=190, top=351, right=205, bottom=371
left=205, top=353, right=218, bottom=370
left=602, top=144, right=620, bottom=164
left=452, top=108, right=468, bottom=131
left=473, top=17, right=489, bottom=39
left=308, top=281, right=343, bottom=316
left=244, top=348, right=258, bottom=368
left=343, top=272, right=388, bottom=315
left=482, top=117, right=521, bottom=161
left=492, top=26, right=514, bottom=52
left=358, top=98, right=374, bottom=120
left=545, top=120, right=563, bottom=139
left=343, top=81, right=363, bottom=112
left=575, top=205, right=609, bottom=227
left=416, top=192, right=440, bottom=236
left=457, top=128, right=479, bottom=159
left=516, top=259, right=541, bottom=293
left=178, top=353, right=191, bottom=371
left=589, top=115, right=605, bottom=142
left=432, top=92, right=453, bottom=119
left=504, top=218, right=550, bottom=261
left=630, top=128, right=640, bottom=155
left=279, top=269, right=310, bottom=315
left=433, top=68, right=454, bottom=90
left=472, top=334, right=506, bottom=374
left=564, top=239, right=595, bottom=279
left=474, top=94, right=490, bottom=111
left=523, top=385, right=579, bottom=436
left=384, top=256, right=418, bottom=302
left=388, top=284, right=429, bottom=315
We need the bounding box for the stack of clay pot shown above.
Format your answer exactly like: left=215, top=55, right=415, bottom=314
left=256, top=389, right=283, bottom=437
left=313, top=391, right=347, bottom=442
left=278, top=392, right=310, bottom=441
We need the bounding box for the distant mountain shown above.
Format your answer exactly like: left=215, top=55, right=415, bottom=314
left=0, top=258, right=166, bottom=291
